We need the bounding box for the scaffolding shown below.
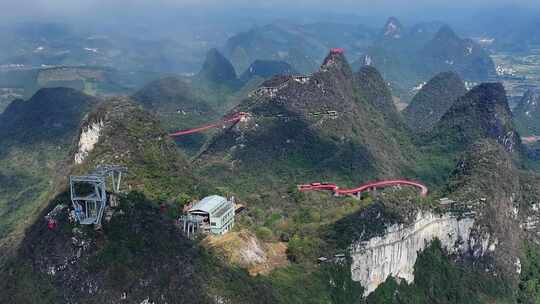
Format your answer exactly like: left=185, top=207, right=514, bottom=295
left=70, top=165, right=127, bottom=226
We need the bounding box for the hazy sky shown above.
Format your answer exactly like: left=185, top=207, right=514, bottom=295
left=2, top=0, right=538, bottom=15
left=1, top=0, right=539, bottom=27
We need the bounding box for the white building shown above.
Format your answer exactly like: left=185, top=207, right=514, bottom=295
left=188, top=195, right=235, bottom=235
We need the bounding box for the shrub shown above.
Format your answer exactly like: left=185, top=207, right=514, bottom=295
left=286, top=235, right=321, bottom=263
left=256, top=226, right=274, bottom=241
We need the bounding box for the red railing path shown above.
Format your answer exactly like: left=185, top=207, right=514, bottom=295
left=169, top=112, right=429, bottom=199
left=169, top=112, right=248, bottom=137
left=298, top=179, right=428, bottom=197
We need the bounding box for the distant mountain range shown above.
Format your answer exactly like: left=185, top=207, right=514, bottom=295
left=224, top=17, right=496, bottom=102
left=223, top=22, right=377, bottom=74
left=354, top=19, right=496, bottom=100
left=464, top=7, right=540, bottom=52
left=421, top=25, right=496, bottom=80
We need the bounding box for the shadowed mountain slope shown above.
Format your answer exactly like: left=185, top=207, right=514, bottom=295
left=403, top=72, right=467, bottom=133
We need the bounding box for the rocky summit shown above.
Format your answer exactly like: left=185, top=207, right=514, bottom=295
left=382, top=17, right=404, bottom=39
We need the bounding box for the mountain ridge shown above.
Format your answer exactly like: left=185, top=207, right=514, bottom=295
left=513, top=88, right=540, bottom=136
left=197, top=51, right=414, bottom=191
left=431, top=83, right=521, bottom=152
left=404, top=71, right=467, bottom=133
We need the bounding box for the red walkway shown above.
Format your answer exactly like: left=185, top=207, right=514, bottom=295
left=298, top=179, right=428, bottom=197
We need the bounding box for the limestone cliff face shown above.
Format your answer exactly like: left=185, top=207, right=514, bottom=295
left=74, top=120, right=103, bottom=164
left=350, top=210, right=481, bottom=296
left=349, top=140, right=527, bottom=297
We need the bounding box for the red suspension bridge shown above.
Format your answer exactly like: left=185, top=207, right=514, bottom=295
left=169, top=112, right=249, bottom=137
left=298, top=180, right=428, bottom=197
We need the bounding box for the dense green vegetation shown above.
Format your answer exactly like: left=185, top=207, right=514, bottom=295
left=193, top=54, right=430, bottom=273
left=132, top=76, right=220, bottom=154
left=0, top=144, right=64, bottom=239
left=518, top=242, right=540, bottom=303
left=418, top=83, right=523, bottom=182
left=0, top=261, right=58, bottom=303
left=0, top=87, right=98, bottom=143
left=355, top=65, right=404, bottom=127
left=73, top=97, right=209, bottom=201
left=1, top=39, right=539, bottom=304
left=199, top=51, right=416, bottom=185
left=513, top=89, right=540, bottom=136
left=0, top=88, right=98, bottom=240
left=356, top=45, right=423, bottom=100
left=0, top=191, right=275, bottom=304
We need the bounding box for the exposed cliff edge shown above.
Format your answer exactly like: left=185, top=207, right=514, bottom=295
left=350, top=210, right=482, bottom=296
left=340, top=137, right=527, bottom=298
left=74, top=120, right=103, bottom=164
